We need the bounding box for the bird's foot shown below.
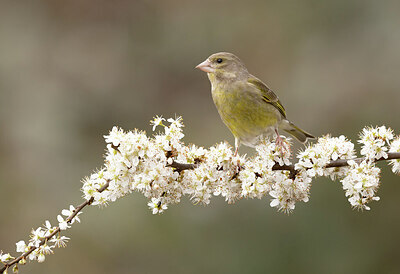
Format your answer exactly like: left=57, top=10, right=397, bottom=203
left=230, top=159, right=242, bottom=180
left=231, top=146, right=242, bottom=179
left=233, top=148, right=240, bottom=174
left=275, top=131, right=291, bottom=155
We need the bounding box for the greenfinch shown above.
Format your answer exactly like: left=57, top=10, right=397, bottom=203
left=196, top=52, right=314, bottom=155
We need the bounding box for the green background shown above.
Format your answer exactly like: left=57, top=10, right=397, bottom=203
left=1, top=1, right=400, bottom=273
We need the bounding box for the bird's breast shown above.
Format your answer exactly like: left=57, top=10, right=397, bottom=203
left=211, top=81, right=281, bottom=144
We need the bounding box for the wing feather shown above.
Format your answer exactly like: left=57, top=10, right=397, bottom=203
left=247, top=76, right=286, bottom=118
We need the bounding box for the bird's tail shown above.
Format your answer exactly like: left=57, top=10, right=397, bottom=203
left=280, top=120, right=315, bottom=143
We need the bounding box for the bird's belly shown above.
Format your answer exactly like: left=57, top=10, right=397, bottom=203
left=212, top=88, right=281, bottom=145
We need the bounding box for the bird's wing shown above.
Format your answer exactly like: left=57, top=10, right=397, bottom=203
left=247, top=76, right=286, bottom=118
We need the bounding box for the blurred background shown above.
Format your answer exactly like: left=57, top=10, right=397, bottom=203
left=1, top=0, right=400, bottom=273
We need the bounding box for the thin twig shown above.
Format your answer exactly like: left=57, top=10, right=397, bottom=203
left=325, top=152, right=400, bottom=168
left=0, top=181, right=110, bottom=273
left=166, top=161, right=198, bottom=173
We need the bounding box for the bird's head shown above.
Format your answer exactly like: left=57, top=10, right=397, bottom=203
left=196, top=52, right=248, bottom=81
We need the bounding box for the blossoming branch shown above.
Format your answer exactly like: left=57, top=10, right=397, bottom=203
left=1, top=116, right=400, bottom=273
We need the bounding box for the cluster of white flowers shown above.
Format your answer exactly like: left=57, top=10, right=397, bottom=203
left=389, top=136, right=400, bottom=174
left=181, top=142, right=242, bottom=205
left=268, top=170, right=312, bottom=213
left=4, top=118, right=400, bottom=273
left=246, top=138, right=311, bottom=213
left=268, top=135, right=355, bottom=212
left=81, top=117, right=187, bottom=213
left=0, top=206, right=80, bottom=273
left=359, top=126, right=394, bottom=160
left=79, top=120, right=400, bottom=214
left=341, top=160, right=381, bottom=210
left=293, top=127, right=396, bottom=210
left=336, top=126, right=395, bottom=210
left=80, top=118, right=315, bottom=213
left=295, top=135, right=355, bottom=179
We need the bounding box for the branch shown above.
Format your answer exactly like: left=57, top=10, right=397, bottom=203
left=166, top=161, right=199, bottom=173
left=325, top=152, right=400, bottom=167
left=168, top=152, right=400, bottom=179
left=2, top=119, right=400, bottom=273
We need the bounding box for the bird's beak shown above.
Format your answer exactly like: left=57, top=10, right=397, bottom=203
left=195, top=59, right=215, bottom=73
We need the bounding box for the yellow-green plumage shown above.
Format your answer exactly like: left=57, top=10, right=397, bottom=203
left=211, top=76, right=281, bottom=146
left=196, top=52, right=314, bottom=151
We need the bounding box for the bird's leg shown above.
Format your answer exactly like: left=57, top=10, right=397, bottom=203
left=233, top=138, right=240, bottom=174
left=275, top=128, right=283, bottom=146
left=234, top=138, right=240, bottom=157
left=274, top=129, right=290, bottom=154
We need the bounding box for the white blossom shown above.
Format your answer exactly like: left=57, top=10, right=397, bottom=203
left=38, top=243, right=53, bottom=256
left=150, top=115, right=166, bottom=131
left=27, top=250, right=38, bottom=261
left=16, top=240, right=27, bottom=253
left=255, top=137, right=291, bottom=168
left=341, top=160, right=381, bottom=210
left=57, top=215, right=70, bottom=231
left=50, top=236, right=70, bottom=248
left=43, top=220, right=56, bottom=237
left=389, top=136, right=400, bottom=174
left=148, top=198, right=168, bottom=214
left=61, top=205, right=81, bottom=224
left=268, top=170, right=311, bottom=213
left=295, top=135, right=355, bottom=180
left=104, top=126, right=126, bottom=147
left=359, top=126, right=393, bottom=160
left=37, top=253, right=46, bottom=263
left=0, top=252, right=14, bottom=263
left=296, top=143, right=330, bottom=178
left=29, top=227, right=45, bottom=248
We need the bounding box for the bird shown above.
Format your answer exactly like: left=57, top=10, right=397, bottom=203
left=195, top=52, right=314, bottom=155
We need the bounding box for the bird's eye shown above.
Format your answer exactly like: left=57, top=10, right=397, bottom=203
left=216, top=58, right=223, bottom=63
